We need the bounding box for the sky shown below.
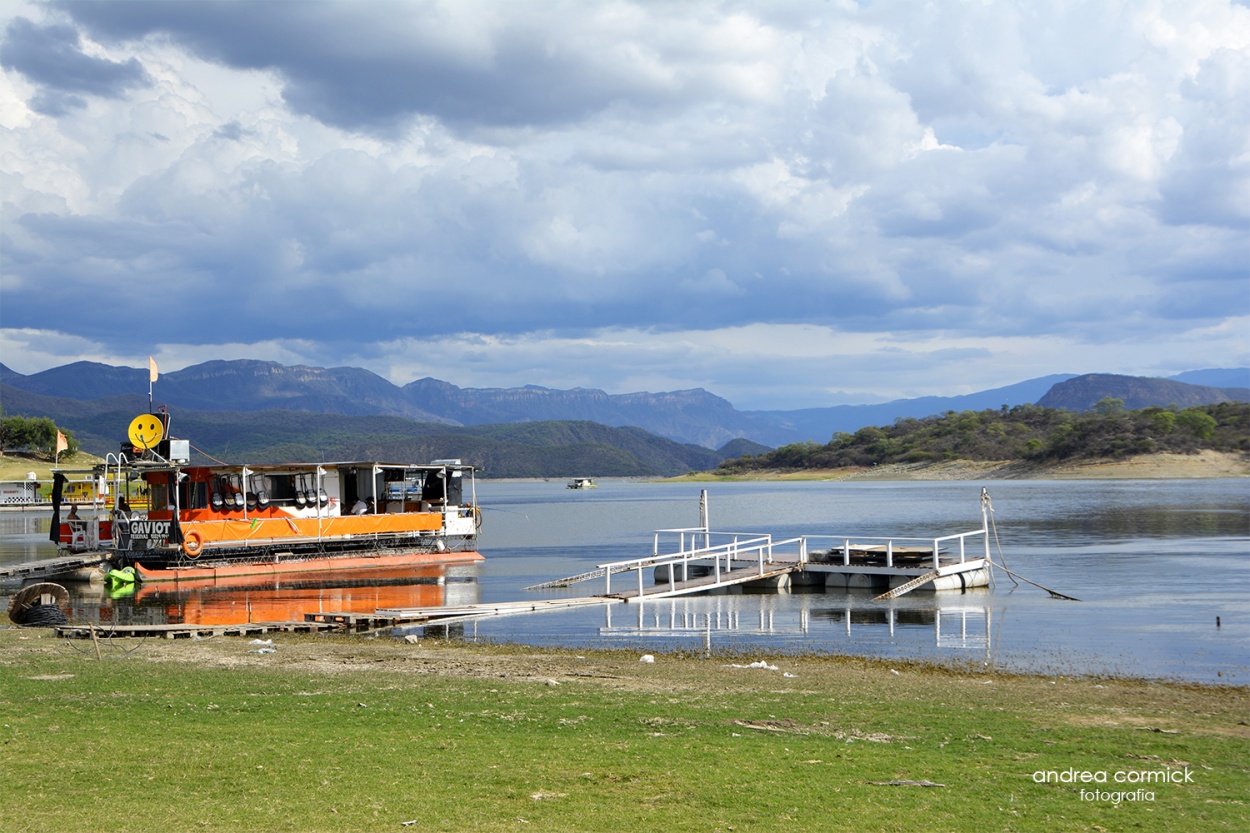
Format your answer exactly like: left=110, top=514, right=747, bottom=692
left=1, top=0, right=1247, bottom=410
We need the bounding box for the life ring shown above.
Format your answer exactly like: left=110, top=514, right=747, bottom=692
left=182, top=530, right=204, bottom=557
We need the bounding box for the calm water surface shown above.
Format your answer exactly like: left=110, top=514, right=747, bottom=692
left=3, top=479, right=1246, bottom=683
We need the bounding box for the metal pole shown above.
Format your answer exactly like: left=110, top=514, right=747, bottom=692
left=699, top=489, right=709, bottom=551
left=982, top=488, right=992, bottom=563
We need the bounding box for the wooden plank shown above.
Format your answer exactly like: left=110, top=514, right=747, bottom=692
left=376, top=596, right=612, bottom=620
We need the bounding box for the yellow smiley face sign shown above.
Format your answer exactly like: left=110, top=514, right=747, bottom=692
left=127, top=414, right=164, bottom=450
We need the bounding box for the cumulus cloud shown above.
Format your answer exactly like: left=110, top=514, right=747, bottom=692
left=0, top=0, right=1246, bottom=409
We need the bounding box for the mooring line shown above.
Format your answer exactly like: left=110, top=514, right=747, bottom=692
left=986, top=557, right=1080, bottom=601
left=983, top=491, right=1017, bottom=589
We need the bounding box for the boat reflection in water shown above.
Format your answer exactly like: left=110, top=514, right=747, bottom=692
left=65, top=563, right=481, bottom=629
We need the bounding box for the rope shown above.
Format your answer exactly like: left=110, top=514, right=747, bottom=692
left=61, top=623, right=152, bottom=657
left=190, top=444, right=231, bottom=465
left=980, top=490, right=1073, bottom=598
left=982, top=491, right=1017, bottom=588
left=17, top=603, right=69, bottom=627
left=986, top=557, right=1080, bottom=601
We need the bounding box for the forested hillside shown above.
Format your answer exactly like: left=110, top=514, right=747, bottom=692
left=0, top=384, right=731, bottom=478
left=716, top=401, right=1250, bottom=473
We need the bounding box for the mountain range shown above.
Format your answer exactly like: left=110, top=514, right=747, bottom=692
left=1, top=361, right=1246, bottom=477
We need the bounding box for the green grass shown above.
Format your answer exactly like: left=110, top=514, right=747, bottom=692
left=1, top=629, right=1246, bottom=832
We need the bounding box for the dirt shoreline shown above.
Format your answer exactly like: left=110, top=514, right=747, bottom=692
left=8, top=628, right=1245, bottom=698
left=675, top=450, right=1250, bottom=482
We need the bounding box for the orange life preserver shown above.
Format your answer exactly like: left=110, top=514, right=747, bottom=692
left=182, top=530, right=204, bottom=557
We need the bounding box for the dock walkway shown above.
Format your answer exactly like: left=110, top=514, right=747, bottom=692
left=1, top=553, right=106, bottom=581
left=612, top=561, right=800, bottom=600
left=55, top=620, right=335, bottom=640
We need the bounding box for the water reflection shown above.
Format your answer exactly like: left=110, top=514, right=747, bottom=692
left=599, top=593, right=993, bottom=656
left=18, top=564, right=481, bottom=629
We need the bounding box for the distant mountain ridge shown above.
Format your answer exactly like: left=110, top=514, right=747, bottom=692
left=2, top=360, right=1246, bottom=449
left=5, top=360, right=452, bottom=422
left=1038, top=373, right=1250, bottom=411
left=403, top=377, right=768, bottom=447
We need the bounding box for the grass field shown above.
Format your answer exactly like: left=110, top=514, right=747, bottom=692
left=1, top=627, right=1246, bottom=832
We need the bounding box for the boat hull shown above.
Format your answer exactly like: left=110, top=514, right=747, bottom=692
left=133, top=549, right=484, bottom=583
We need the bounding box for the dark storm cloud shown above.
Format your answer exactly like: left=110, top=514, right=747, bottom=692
left=53, top=0, right=698, bottom=135
left=0, top=16, right=150, bottom=114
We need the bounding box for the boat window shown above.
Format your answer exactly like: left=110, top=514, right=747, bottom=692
left=268, top=475, right=298, bottom=505
left=150, top=479, right=170, bottom=512
left=186, top=480, right=207, bottom=510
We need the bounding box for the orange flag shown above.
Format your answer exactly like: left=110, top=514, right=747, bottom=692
left=149, top=356, right=159, bottom=383
left=56, top=431, right=68, bottom=455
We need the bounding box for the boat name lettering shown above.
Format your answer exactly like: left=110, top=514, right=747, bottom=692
left=130, top=520, right=171, bottom=538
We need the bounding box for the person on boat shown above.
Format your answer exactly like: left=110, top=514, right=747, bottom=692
left=65, top=504, right=85, bottom=542
left=351, top=498, right=369, bottom=515
left=112, top=497, right=132, bottom=550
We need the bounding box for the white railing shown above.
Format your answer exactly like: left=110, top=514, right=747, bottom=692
left=598, top=517, right=987, bottom=599
left=600, top=532, right=811, bottom=599
left=801, top=528, right=988, bottom=570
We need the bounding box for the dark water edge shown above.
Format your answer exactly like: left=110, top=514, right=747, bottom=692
left=3, top=478, right=1247, bottom=684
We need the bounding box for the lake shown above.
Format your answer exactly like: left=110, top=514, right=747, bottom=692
left=2, top=478, right=1246, bottom=683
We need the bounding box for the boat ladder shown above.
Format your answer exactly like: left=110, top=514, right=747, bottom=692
left=871, top=570, right=941, bottom=601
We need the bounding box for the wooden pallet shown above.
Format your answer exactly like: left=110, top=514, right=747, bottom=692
left=304, top=612, right=401, bottom=632
left=54, top=621, right=334, bottom=639
left=0, top=554, right=107, bottom=580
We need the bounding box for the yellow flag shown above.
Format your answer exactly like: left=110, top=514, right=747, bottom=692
left=149, top=355, right=159, bottom=383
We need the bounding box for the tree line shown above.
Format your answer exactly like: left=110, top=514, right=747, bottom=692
left=716, top=400, right=1250, bottom=473
left=0, top=413, right=78, bottom=457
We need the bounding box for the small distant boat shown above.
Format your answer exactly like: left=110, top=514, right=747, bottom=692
left=566, top=478, right=597, bottom=490
left=51, top=407, right=483, bottom=583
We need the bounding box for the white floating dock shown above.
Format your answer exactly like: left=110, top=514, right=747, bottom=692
left=591, top=489, right=995, bottom=601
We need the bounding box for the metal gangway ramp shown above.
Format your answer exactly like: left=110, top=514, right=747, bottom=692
left=597, top=529, right=809, bottom=602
